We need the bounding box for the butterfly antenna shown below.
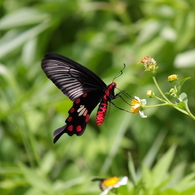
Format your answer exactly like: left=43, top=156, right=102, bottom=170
left=112, top=63, right=126, bottom=82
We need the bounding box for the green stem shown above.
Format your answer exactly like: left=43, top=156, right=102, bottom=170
left=152, top=76, right=172, bottom=104
left=145, top=103, right=188, bottom=115
left=145, top=103, right=174, bottom=108
left=183, top=105, right=195, bottom=120
left=152, top=76, right=189, bottom=115
left=153, top=95, right=167, bottom=103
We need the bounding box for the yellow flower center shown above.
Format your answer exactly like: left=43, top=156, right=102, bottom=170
left=130, top=99, right=140, bottom=113
left=102, top=177, right=119, bottom=187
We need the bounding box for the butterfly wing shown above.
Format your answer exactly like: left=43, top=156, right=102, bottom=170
left=53, top=91, right=103, bottom=143
left=41, top=53, right=108, bottom=141
left=41, top=52, right=107, bottom=101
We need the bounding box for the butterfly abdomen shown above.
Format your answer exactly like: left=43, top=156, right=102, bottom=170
left=96, top=82, right=117, bottom=126
left=96, top=101, right=108, bottom=126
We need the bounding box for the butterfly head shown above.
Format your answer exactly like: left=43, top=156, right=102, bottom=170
left=111, top=82, right=117, bottom=87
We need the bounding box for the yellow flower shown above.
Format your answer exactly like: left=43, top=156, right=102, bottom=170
left=130, top=96, right=147, bottom=118
left=168, top=74, right=178, bottom=83
left=92, top=176, right=128, bottom=195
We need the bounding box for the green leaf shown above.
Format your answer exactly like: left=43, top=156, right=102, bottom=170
left=142, top=130, right=167, bottom=169
left=179, top=93, right=188, bottom=103
left=168, top=162, right=186, bottom=187
left=128, top=152, right=138, bottom=185
left=177, top=101, right=186, bottom=110
left=182, top=186, right=195, bottom=195
left=161, top=189, right=180, bottom=195
left=152, top=145, right=176, bottom=188
left=0, top=8, right=50, bottom=30
left=142, top=166, right=153, bottom=189
left=0, top=22, right=50, bottom=58
left=178, top=93, right=189, bottom=111
left=174, top=173, right=195, bottom=192
left=18, top=163, right=52, bottom=193
left=178, top=77, right=191, bottom=93
left=179, top=77, right=191, bottom=87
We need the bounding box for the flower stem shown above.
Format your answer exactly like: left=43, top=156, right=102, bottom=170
left=152, top=76, right=189, bottom=115
left=152, top=76, right=172, bottom=104
left=183, top=105, right=195, bottom=120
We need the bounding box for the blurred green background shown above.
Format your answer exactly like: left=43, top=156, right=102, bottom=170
left=1, top=0, right=195, bottom=194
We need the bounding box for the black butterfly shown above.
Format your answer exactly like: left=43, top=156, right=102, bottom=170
left=41, top=53, right=130, bottom=143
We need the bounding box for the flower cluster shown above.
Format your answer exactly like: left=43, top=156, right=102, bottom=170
left=135, top=56, right=194, bottom=120
left=139, top=56, right=158, bottom=74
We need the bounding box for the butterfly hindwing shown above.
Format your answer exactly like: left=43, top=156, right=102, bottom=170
left=53, top=91, right=104, bottom=142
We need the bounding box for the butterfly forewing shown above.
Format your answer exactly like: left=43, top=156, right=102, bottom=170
left=41, top=53, right=106, bottom=101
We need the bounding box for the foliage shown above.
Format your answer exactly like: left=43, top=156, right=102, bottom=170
left=0, top=0, right=195, bottom=194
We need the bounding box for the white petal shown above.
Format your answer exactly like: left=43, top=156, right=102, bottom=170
left=134, top=104, right=140, bottom=109
left=114, top=176, right=128, bottom=187
left=99, top=187, right=112, bottom=195
left=141, top=99, right=147, bottom=104
left=139, top=111, right=147, bottom=118
left=134, top=96, right=141, bottom=102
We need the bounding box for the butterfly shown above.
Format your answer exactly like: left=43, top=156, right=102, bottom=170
left=41, top=53, right=130, bottom=143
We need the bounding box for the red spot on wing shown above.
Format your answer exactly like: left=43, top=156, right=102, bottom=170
left=76, top=125, right=82, bottom=132
left=85, top=114, right=90, bottom=122
left=67, top=116, right=72, bottom=122
left=67, top=125, right=73, bottom=131
left=75, top=99, right=81, bottom=104
left=82, top=93, right=87, bottom=97
left=69, top=107, right=75, bottom=113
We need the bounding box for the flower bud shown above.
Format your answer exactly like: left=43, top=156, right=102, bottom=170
left=147, top=90, right=155, bottom=98
left=168, top=74, right=178, bottom=83
left=169, top=88, right=177, bottom=97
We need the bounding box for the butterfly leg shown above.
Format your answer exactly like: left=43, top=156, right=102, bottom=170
left=115, top=90, right=132, bottom=99
left=110, top=101, right=131, bottom=113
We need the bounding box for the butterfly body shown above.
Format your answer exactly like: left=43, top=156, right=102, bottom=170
left=41, top=53, right=120, bottom=143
